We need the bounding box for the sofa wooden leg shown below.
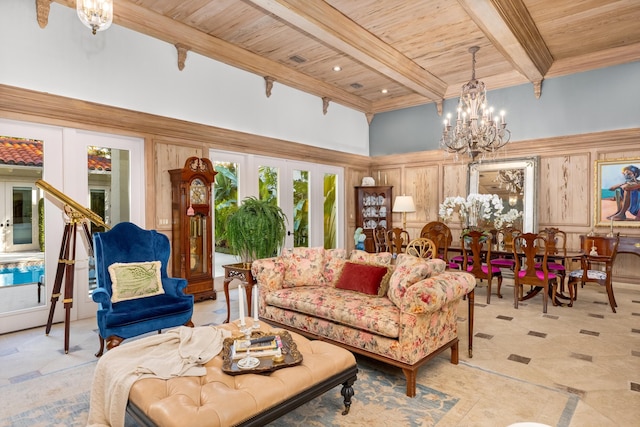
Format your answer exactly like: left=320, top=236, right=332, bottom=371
left=450, top=340, right=459, bottom=365
left=401, top=368, right=417, bottom=397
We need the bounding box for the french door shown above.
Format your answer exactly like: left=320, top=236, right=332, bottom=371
left=64, top=129, right=144, bottom=320
left=210, top=149, right=344, bottom=267
left=0, top=119, right=62, bottom=333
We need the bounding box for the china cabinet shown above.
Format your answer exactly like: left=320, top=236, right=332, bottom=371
left=355, top=186, right=393, bottom=253
left=169, top=157, right=217, bottom=301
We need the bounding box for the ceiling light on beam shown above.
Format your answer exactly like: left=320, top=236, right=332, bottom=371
left=76, top=0, right=113, bottom=35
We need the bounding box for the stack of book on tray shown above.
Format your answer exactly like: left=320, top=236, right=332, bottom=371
left=231, top=335, right=283, bottom=360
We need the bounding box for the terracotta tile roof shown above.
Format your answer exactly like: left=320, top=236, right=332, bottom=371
left=0, top=137, right=43, bottom=167
left=88, top=155, right=111, bottom=172
left=0, top=137, right=110, bottom=170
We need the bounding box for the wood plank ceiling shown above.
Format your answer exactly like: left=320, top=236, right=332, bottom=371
left=46, top=0, right=640, bottom=120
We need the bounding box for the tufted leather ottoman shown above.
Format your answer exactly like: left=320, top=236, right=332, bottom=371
left=126, top=320, right=358, bottom=427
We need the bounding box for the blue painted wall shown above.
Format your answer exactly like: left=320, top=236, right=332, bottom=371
left=369, top=61, right=640, bottom=156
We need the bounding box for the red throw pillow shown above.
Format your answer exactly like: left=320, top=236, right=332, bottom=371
left=335, top=262, right=389, bottom=295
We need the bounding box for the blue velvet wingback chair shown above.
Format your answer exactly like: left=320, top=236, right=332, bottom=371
left=92, top=222, right=194, bottom=356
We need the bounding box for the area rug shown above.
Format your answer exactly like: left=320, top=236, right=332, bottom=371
left=0, top=360, right=457, bottom=427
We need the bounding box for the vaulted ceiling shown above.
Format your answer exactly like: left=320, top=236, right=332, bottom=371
left=43, top=1, right=640, bottom=121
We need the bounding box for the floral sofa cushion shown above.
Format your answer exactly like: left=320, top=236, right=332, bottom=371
left=265, top=286, right=401, bottom=338
left=387, top=254, right=446, bottom=308
left=322, top=248, right=348, bottom=286
left=281, top=246, right=327, bottom=287
left=349, top=249, right=393, bottom=266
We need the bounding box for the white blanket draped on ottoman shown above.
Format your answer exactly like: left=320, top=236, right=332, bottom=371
left=87, top=325, right=230, bottom=427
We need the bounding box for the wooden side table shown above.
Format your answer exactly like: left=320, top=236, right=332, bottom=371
left=222, top=263, right=256, bottom=323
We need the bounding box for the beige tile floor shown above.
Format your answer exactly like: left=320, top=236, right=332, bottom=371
left=1, top=278, right=639, bottom=426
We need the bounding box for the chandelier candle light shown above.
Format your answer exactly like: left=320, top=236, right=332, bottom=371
left=440, top=46, right=511, bottom=160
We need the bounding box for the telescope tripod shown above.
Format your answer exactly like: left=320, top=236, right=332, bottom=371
left=45, top=211, right=93, bottom=354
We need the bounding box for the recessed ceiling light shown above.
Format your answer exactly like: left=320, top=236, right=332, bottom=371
left=381, top=89, right=388, bottom=94
left=333, top=65, right=342, bottom=72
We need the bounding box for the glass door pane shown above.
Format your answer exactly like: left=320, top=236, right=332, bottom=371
left=87, top=146, right=129, bottom=293
left=258, top=165, right=279, bottom=205
left=0, top=134, right=45, bottom=320
left=213, top=161, right=239, bottom=258
left=292, top=169, right=309, bottom=247
left=324, top=173, right=337, bottom=249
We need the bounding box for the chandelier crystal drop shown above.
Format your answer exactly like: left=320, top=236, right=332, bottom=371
left=76, top=0, right=113, bottom=35
left=440, top=46, right=511, bottom=160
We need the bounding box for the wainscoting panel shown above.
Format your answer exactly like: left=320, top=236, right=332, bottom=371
left=539, top=153, right=590, bottom=226
left=405, top=164, right=439, bottom=224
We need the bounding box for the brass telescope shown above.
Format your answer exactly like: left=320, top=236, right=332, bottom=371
left=35, top=179, right=110, bottom=230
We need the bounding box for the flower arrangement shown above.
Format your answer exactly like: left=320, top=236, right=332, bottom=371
left=439, top=193, right=522, bottom=229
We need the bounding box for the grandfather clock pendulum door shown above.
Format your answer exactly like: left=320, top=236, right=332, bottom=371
left=169, top=157, right=217, bottom=301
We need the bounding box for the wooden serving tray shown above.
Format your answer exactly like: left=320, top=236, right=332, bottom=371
left=222, top=330, right=303, bottom=375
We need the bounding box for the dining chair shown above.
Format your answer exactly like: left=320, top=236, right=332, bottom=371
left=567, top=234, right=620, bottom=313
left=490, top=227, right=521, bottom=271
left=406, top=237, right=437, bottom=259
left=462, top=229, right=502, bottom=304
left=512, top=232, right=557, bottom=313
left=536, top=227, right=568, bottom=291
left=373, top=225, right=390, bottom=253
left=387, top=227, right=410, bottom=257
left=420, top=221, right=454, bottom=267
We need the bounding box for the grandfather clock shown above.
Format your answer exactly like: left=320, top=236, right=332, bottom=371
left=169, top=157, right=217, bottom=301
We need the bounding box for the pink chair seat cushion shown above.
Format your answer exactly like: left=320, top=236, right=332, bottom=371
left=518, top=270, right=557, bottom=280
left=468, top=265, right=501, bottom=274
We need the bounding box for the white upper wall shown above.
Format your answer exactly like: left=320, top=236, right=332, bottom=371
left=0, top=0, right=369, bottom=155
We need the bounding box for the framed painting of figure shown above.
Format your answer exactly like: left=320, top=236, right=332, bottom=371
left=594, top=157, right=640, bottom=227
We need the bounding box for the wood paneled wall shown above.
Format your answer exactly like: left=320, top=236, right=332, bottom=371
left=366, top=129, right=640, bottom=285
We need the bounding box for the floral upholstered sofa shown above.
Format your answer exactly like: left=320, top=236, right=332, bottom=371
left=252, top=247, right=476, bottom=397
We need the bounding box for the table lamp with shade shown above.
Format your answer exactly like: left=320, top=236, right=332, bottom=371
left=392, top=195, right=416, bottom=230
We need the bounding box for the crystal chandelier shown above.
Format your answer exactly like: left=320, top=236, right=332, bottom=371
left=76, top=0, right=113, bottom=35
left=440, top=46, right=511, bottom=159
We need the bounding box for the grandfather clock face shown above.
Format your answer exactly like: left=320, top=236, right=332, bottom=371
left=189, top=178, right=207, bottom=205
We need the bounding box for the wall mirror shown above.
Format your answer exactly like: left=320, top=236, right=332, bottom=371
left=468, top=157, right=538, bottom=232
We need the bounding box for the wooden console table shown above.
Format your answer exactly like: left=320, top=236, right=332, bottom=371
left=223, top=263, right=256, bottom=323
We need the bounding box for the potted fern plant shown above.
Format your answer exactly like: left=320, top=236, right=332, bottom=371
left=227, top=196, right=288, bottom=264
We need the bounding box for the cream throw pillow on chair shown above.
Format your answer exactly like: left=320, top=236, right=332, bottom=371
left=108, top=261, right=164, bottom=303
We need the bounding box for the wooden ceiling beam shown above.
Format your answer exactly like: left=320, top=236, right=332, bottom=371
left=246, top=0, right=447, bottom=101
left=458, top=0, right=552, bottom=96
left=53, top=0, right=372, bottom=113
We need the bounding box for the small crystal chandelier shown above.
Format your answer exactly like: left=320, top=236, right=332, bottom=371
left=440, top=46, right=511, bottom=159
left=76, top=0, right=113, bottom=35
